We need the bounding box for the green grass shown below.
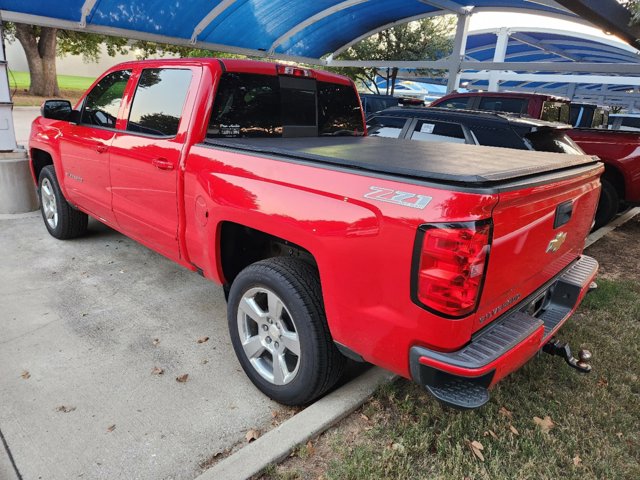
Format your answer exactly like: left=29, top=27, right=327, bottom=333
left=268, top=278, right=640, bottom=480
left=8, top=70, right=95, bottom=91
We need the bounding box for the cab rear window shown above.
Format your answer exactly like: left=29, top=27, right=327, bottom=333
left=207, top=72, right=363, bottom=138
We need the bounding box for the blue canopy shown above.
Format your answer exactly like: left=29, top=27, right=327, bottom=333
left=0, top=0, right=588, bottom=60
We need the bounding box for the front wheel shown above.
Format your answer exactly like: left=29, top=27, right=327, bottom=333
left=39, top=166, right=88, bottom=239
left=227, top=257, right=345, bottom=405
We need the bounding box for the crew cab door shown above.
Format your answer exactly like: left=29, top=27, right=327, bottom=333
left=58, top=69, right=132, bottom=224
left=108, top=67, right=194, bottom=260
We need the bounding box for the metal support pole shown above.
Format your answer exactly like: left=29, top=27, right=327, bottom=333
left=566, top=83, right=577, bottom=101
left=598, top=84, right=608, bottom=106
left=488, top=27, right=509, bottom=92
left=446, top=11, right=471, bottom=94
left=0, top=19, right=18, bottom=151
left=0, top=17, right=38, bottom=213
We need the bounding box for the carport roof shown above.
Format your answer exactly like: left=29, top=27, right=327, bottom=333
left=0, top=0, right=610, bottom=61
left=466, top=28, right=640, bottom=65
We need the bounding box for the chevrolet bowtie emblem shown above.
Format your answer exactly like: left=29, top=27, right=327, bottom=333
left=546, top=232, right=567, bottom=253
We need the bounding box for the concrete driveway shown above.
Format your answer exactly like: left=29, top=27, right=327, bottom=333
left=0, top=214, right=282, bottom=479
left=12, top=106, right=39, bottom=147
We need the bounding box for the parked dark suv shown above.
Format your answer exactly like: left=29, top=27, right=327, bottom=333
left=367, top=107, right=583, bottom=155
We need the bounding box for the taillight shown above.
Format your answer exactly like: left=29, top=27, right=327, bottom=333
left=277, top=65, right=315, bottom=78
left=411, top=221, right=492, bottom=318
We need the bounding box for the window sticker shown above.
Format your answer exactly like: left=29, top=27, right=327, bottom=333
left=220, top=124, right=241, bottom=137
left=420, top=123, right=435, bottom=134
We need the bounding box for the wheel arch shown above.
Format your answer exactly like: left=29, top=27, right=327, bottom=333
left=602, top=164, right=625, bottom=201
left=218, top=221, right=319, bottom=290
left=29, top=147, right=54, bottom=184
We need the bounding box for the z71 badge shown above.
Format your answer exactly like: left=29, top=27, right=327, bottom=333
left=364, top=186, right=432, bottom=210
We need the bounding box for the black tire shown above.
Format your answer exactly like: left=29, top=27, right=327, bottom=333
left=38, top=165, right=89, bottom=239
left=594, top=179, right=619, bottom=230
left=227, top=257, right=346, bottom=405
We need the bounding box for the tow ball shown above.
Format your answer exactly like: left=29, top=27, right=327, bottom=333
left=542, top=339, right=592, bottom=373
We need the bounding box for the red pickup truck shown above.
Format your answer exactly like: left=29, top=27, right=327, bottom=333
left=433, top=91, right=639, bottom=227
left=431, top=91, right=571, bottom=124
left=29, top=59, right=601, bottom=409
left=565, top=129, right=640, bottom=227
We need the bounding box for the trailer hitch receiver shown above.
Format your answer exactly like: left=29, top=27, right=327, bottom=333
left=542, top=339, right=592, bottom=373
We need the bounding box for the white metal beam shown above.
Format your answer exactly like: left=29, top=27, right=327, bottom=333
left=418, top=0, right=467, bottom=15
left=470, top=26, right=639, bottom=54
left=522, top=0, right=572, bottom=14
left=462, top=60, right=640, bottom=74
left=328, top=58, right=640, bottom=75
left=446, top=12, right=471, bottom=93
left=79, top=0, right=99, bottom=28
left=510, top=32, right=580, bottom=61
left=268, top=0, right=370, bottom=55
left=460, top=71, right=640, bottom=86
left=0, top=10, right=327, bottom=66
left=190, top=0, right=238, bottom=44
left=326, top=59, right=450, bottom=68
left=488, top=27, right=509, bottom=91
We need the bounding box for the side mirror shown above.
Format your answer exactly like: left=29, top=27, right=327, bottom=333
left=41, top=100, right=76, bottom=121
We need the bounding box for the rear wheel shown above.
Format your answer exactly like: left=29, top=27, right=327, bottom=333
left=39, top=166, right=88, bottom=239
left=227, top=257, right=345, bottom=405
left=594, top=179, right=619, bottom=230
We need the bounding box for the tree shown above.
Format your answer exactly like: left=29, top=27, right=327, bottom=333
left=328, top=17, right=455, bottom=95
left=626, top=0, right=640, bottom=25
left=2, top=22, right=128, bottom=96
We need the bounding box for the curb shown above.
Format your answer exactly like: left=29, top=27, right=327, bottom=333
left=195, top=368, right=396, bottom=480
left=195, top=206, right=640, bottom=480
left=585, top=207, right=640, bottom=248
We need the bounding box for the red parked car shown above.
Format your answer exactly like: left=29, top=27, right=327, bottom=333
left=29, top=59, right=601, bottom=409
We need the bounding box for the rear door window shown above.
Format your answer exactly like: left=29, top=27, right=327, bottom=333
left=525, top=130, right=583, bottom=154
left=541, top=101, right=570, bottom=123
left=470, top=126, right=528, bottom=150
left=366, top=116, right=408, bottom=138
left=81, top=70, right=131, bottom=128
left=410, top=120, right=467, bottom=144
left=126, top=68, right=192, bottom=137
left=478, top=97, right=527, bottom=114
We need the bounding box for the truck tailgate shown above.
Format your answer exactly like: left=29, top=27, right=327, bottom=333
left=474, top=162, right=603, bottom=332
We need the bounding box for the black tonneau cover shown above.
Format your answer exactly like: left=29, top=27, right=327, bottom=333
left=205, top=136, right=599, bottom=187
